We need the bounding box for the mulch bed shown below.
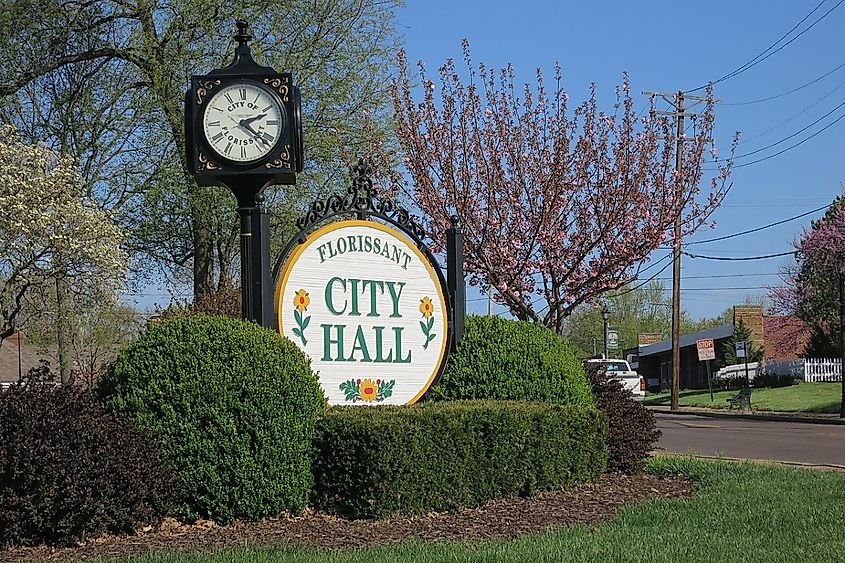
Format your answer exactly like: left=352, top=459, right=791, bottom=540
left=1, top=473, right=694, bottom=562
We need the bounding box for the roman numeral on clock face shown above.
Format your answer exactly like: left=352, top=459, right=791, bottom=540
left=262, top=132, right=275, bottom=142
left=211, top=132, right=224, bottom=142
left=208, top=121, right=220, bottom=127
left=240, top=146, right=247, bottom=159
left=239, top=88, right=246, bottom=100
left=224, top=93, right=234, bottom=104
left=267, top=120, right=278, bottom=125
left=224, top=142, right=233, bottom=155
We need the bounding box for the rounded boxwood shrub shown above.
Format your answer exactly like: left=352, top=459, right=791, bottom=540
left=0, top=382, right=173, bottom=547
left=430, top=315, right=593, bottom=406
left=97, top=315, right=325, bottom=523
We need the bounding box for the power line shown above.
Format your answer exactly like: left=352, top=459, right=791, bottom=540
left=721, top=60, right=845, bottom=105
left=612, top=258, right=674, bottom=298
left=638, top=253, right=672, bottom=273
left=654, top=273, right=779, bottom=280
left=686, top=203, right=830, bottom=245
left=659, top=287, right=771, bottom=292
left=682, top=250, right=796, bottom=261
left=740, top=77, right=845, bottom=143
left=731, top=111, right=845, bottom=168
left=730, top=98, right=845, bottom=160
left=688, top=1, right=841, bottom=92
left=703, top=108, right=845, bottom=170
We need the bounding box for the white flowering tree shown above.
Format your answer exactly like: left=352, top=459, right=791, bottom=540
left=0, top=127, right=127, bottom=350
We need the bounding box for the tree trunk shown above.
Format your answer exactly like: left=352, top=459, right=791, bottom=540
left=55, top=276, right=68, bottom=383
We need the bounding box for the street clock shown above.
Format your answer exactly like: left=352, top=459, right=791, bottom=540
left=185, top=21, right=303, bottom=189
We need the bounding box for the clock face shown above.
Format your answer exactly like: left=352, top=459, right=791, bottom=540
left=202, top=82, right=285, bottom=164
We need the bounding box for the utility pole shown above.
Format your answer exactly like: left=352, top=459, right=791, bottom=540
left=643, top=90, right=715, bottom=411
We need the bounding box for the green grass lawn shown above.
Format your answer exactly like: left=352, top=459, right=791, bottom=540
left=102, top=457, right=845, bottom=563
left=643, top=382, right=842, bottom=413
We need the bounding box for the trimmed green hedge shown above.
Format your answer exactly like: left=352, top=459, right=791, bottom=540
left=97, top=315, right=325, bottom=523
left=311, top=401, right=608, bottom=519
left=431, top=315, right=593, bottom=406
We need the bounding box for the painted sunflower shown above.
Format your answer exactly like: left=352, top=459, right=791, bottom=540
left=293, top=289, right=310, bottom=311
left=419, top=296, right=434, bottom=318
left=359, top=378, right=378, bottom=402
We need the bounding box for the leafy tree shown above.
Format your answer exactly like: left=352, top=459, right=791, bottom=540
left=0, top=0, right=401, bottom=295
left=720, top=318, right=763, bottom=368
left=769, top=193, right=844, bottom=357
left=563, top=280, right=727, bottom=356
left=393, top=44, right=736, bottom=333
left=0, top=128, right=127, bottom=361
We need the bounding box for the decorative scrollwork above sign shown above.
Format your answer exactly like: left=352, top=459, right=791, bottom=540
left=265, top=144, right=291, bottom=168
left=263, top=77, right=290, bottom=102
left=196, top=79, right=221, bottom=105
left=198, top=151, right=220, bottom=170
left=294, top=159, right=427, bottom=246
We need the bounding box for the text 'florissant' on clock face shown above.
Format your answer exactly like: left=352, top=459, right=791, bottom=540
left=277, top=220, right=449, bottom=406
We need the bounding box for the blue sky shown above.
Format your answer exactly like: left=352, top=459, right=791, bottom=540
left=396, top=0, right=845, bottom=320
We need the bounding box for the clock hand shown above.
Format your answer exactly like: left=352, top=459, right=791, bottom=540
left=242, top=114, right=267, bottom=125
left=238, top=119, right=271, bottom=147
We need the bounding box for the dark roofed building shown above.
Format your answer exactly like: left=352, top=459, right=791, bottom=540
left=634, top=323, right=734, bottom=390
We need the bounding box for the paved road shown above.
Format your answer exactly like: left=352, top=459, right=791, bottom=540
left=655, top=413, right=845, bottom=466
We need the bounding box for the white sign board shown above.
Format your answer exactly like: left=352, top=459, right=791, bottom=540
left=696, top=338, right=715, bottom=361
left=607, top=330, right=619, bottom=349
left=735, top=340, right=747, bottom=358
left=276, top=220, right=449, bottom=405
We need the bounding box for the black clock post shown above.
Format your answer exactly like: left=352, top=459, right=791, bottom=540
left=185, top=21, right=303, bottom=328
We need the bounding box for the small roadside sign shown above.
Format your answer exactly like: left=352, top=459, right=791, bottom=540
left=736, top=340, right=747, bottom=358
left=696, top=339, right=715, bottom=361
left=607, top=330, right=619, bottom=349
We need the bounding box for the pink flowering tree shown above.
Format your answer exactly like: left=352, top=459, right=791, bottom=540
left=769, top=195, right=845, bottom=356
left=392, top=45, right=735, bottom=332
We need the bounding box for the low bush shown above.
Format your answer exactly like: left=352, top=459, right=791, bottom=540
left=0, top=382, right=172, bottom=547
left=311, top=400, right=608, bottom=519
left=753, top=373, right=801, bottom=389
left=711, top=376, right=746, bottom=391
left=431, top=315, right=593, bottom=406
left=586, top=366, right=661, bottom=474
left=97, top=315, right=325, bottom=523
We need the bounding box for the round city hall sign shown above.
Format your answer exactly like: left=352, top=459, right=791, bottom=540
left=276, top=220, right=449, bottom=405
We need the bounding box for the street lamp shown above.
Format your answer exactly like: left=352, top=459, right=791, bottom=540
left=602, top=305, right=610, bottom=360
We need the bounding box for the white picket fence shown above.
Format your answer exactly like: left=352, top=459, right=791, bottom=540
left=765, top=358, right=843, bottom=383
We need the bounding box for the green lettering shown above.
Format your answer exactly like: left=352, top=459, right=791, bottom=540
left=402, top=253, right=412, bottom=270
left=385, top=281, right=405, bottom=318
left=362, top=279, right=384, bottom=317
left=325, top=277, right=347, bottom=315
left=349, top=278, right=361, bottom=316
left=317, top=243, right=328, bottom=263
left=321, top=324, right=346, bottom=361
left=347, top=235, right=358, bottom=252
left=347, top=325, right=372, bottom=362
left=364, top=235, right=373, bottom=252
left=373, top=326, right=393, bottom=363
left=393, top=326, right=411, bottom=363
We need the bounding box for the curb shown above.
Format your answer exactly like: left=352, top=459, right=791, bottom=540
left=651, top=451, right=845, bottom=472
left=645, top=405, right=845, bottom=425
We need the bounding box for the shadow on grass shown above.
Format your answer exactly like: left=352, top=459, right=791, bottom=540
left=644, top=389, right=715, bottom=406
left=802, top=401, right=841, bottom=414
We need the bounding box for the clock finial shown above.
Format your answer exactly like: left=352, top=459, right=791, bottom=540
left=234, top=20, right=251, bottom=52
